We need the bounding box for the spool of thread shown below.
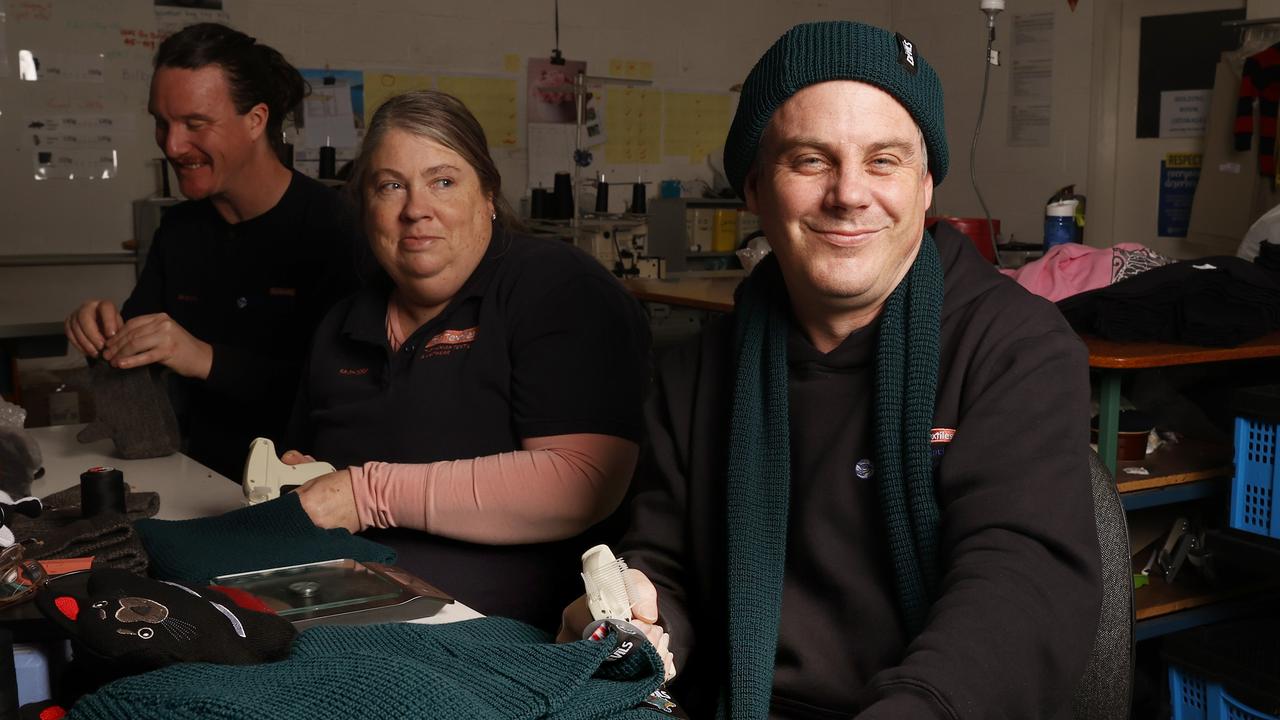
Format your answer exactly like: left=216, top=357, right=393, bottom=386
left=553, top=172, right=574, bottom=219
left=318, top=145, right=337, bottom=180
left=80, top=466, right=126, bottom=518
left=595, top=179, right=610, bottom=213
left=531, top=188, right=550, bottom=219
left=630, top=183, right=647, bottom=214
left=279, top=142, right=295, bottom=170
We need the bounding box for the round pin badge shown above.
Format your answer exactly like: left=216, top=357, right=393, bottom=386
left=855, top=459, right=875, bottom=479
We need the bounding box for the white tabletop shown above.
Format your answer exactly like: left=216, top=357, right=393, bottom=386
left=26, top=424, right=481, bottom=624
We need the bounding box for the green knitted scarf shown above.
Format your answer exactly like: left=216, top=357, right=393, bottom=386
left=722, top=232, right=944, bottom=720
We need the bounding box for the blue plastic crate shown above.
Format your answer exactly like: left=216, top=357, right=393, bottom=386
left=1231, top=416, right=1279, bottom=539
left=1170, top=665, right=1279, bottom=720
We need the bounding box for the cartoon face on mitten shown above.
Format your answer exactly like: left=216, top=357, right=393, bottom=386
left=37, top=569, right=296, bottom=673
left=89, top=594, right=200, bottom=643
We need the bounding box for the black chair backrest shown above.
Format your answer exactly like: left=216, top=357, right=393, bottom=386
left=1070, top=450, right=1135, bottom=719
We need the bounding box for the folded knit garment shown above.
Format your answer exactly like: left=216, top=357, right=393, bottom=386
left=66, top=617, right=667, bottom=720
left=9, top=484, right=160, bottom=574
left=24, top=515, right=148, bottom=575
left=20, top=484, right=160, bottom=525
left=134, top=493, right=396, bottom=585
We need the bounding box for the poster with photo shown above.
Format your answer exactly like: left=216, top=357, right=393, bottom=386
left=527, top=58, right=585, bottom=124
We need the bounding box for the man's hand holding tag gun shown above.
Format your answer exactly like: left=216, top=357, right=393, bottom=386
left=557, top=545, right=676, bottom=683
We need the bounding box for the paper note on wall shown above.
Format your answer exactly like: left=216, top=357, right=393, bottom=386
left=528, top=122, right=577, bottom=190
left=438, top=76, right=519, bottom=148
left=155, top=2, right=230, bottom=36
left=27, top=114, right=132, bottom=179
left=664, top=92, right=731, bottom=163
left=364, top=72, right=434, bottom=126
left=604, top=86, right=661, bottom=165
left=21, top=51, right=105, bottom=82
left=608, top=58, right=654, bottom=81
left=299, top=69, right=364, bottom=160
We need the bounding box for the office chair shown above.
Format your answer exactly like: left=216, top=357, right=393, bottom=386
left=1070, top=450, right=1136, bottom=720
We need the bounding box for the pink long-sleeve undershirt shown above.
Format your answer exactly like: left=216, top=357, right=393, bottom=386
left=347, top=434, right=638, bottom=544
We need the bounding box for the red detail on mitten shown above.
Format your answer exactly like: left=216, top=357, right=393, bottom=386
left=207, top=585, right=275, bottom=615
left=39, top=705, right=68, bottom=719
left=54, top=596, right=78, bottom=621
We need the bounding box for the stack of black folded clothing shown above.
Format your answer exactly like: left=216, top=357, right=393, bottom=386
left=1058, top=255, right=1280, bottom=347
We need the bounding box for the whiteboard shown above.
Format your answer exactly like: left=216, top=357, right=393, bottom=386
left=1, top=0, right=176, bottom=257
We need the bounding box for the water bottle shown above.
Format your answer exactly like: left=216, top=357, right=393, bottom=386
left=1044, top=200, right=1079, bottom=251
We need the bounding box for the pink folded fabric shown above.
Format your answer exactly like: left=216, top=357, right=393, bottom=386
left=1001, top=243, right=1153, bottom=301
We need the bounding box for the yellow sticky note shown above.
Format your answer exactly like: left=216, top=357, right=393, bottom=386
left=663, top=91, right=731, bottom=162
left=503, top=54, right=522, bottom=74
left=605, top=85, right=662, bottom=165
left=363, top=72, right=434, bottom=127
left=609, top=59, right=654, bottom=80
left=438, top=76, right=520, bottom=147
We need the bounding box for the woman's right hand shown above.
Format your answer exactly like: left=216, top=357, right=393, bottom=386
left=285, top=450, right=360, bottom=533
left=557, top=568, right=676, bottom=682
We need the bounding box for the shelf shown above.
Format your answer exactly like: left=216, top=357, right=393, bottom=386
left=1084, top=331, right=1280, bottom=370
left=1132, top=551, right=1280, bottom=632
left=1114, top=439, right=1231, bottom=495
left=685, top=252, right=737, bottom=258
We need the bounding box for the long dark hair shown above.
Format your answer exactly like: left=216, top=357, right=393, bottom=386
left=154, top=23, right=306, bottom=154
left=347, top=90, right=521, bottom=231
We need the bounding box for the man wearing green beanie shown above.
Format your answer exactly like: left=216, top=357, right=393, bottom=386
left=561, top=20, right=1101, bottom=720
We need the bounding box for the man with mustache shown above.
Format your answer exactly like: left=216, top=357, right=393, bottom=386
left=561, top=21, right=1101, bottom=719
left=65, top=24, right=361, bottom=479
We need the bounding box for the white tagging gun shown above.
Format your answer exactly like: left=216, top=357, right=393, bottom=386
left=242, top=437, right=334, bottom=505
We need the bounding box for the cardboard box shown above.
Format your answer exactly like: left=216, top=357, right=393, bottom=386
left=19, top=367, right=94, bottom=428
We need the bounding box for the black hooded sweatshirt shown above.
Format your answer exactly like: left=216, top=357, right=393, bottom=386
left=622, top=226, right=1101, bottom=719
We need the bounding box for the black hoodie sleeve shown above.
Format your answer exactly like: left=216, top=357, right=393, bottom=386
left=620, top=336, right=708, bottom=681
left=857, top=324, right=1101, bottom=719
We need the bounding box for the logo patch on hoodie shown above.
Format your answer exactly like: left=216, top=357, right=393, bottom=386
left=930, top=427, right=955, bottom=468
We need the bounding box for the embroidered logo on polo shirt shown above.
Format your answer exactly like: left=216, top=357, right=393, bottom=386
left=176, top=294, right=199, bottom=303
left=268, top=287, right=297, bottom=297
left=338, top=367, right=369, bottom=376
left=422, top=327, right=478, bottom=358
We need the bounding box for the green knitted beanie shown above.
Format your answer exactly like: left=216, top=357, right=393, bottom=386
left=724, top=20, right=948, bottom=196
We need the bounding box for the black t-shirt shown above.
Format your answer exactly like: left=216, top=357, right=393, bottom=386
left=292, top=225, right=651, bottom=630
left=122, top=171, right=364, bottom=479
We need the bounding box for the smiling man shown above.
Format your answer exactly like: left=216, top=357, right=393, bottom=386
left=560, top=20, right=1102, bottom=720
left=64, top=23, right=362, bottom=478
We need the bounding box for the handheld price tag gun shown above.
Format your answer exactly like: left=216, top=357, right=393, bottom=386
left=242, top=438, right=334, bottom=505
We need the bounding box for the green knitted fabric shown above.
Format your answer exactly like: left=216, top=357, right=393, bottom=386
left=722, top=233, right=944, bottom=720
left=66, top=617, right=665, bottom=720
left=134, top=493, right=396, bottom=585
left=723, top=20, right=948, bottom=197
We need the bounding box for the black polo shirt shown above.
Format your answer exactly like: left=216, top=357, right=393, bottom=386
left=291, top=225, right=651, bottom=630
left=123, top=171, right=364, bottom=479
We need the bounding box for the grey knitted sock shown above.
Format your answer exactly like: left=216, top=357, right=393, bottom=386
left=77, top=362, right=180, bottom=459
